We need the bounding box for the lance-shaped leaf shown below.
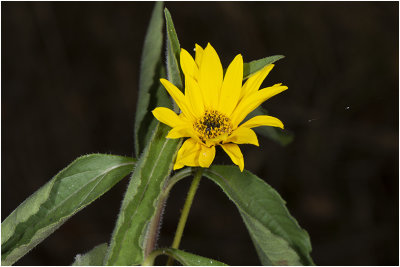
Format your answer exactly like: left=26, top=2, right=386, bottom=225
left=1, top=154, right=135, bottom=266
left=105, top=123, right=181, bottom=265
left=136, top=64, right=171, bottom=158
left=135, top=2, right=171, bottom=157
left=164, top=8, right=183, bottom=96
left=72, top=243, right=108, bottom=266
left=245, top=106, right=294, bottom=146
left=158, top=248, right=228, bottom=266
left=204, top=165, right=314, bottom=266
left=243, top=55, right=285, bottom=80
left=105, top=8, right=184, bottom=265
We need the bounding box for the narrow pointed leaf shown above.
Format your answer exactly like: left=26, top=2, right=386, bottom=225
left=1, top=154, right=136, bottom=266
left=162, top=248, right=228, bottom=266
left=137, top=64, right=172, bottom=158
left=72, top=243, right=108, bottom=266
left=105, top=123, right=181, bottom=265
left=246, top=106, right=294, bottom=146
left=135, top=1, right=168, bottom=157
left=204, top=165, right=314, bottom=266
left=164, top=8, right=183, bottom=96
left=243, top=55, right=285, bottom=80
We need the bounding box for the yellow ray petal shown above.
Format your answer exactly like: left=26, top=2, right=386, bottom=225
left=221, top=143, right=244, bottom=172
left=194, top=44, right=204, bottom=67
left=198, top=145, right=216, bottom=168
left=179, top=113, right=189, bottom=121
left=240, top=115, right=284, bottom=129
left=166, top=124, right=192, bottom=139
left=152, top=107, right=184, bottom=128
left=167, top=124, right=202, bottom=143
left=241, top=64, right=274, bottom=100
left=205, top=132, right=229, bottom=147
left=180, top=48, right=198, bottom=80
left=198, top=43, right=223, bottom=109
left=225, top=127, right=259, bottom=146
left=160, top=78, right=195, bottom=121
left=219, top=54, right=243, bottom=116
left=174, top=138, right=201, bottom=170
left=231, top=84, right=288, bottom=127
left=185, top=76, right=204, bottom=118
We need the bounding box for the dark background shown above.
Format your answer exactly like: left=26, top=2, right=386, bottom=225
left=2, top=1, right=398, bottom=265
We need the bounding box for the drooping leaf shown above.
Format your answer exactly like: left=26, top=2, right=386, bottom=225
left=243, top=55, right=285, bottom=80
left=105, top=123, right=181, bottom=266
left=204, top=165, right=314, bottom=266
left=160, top=248, right=228, bottom=266
left=239, top=212, right=300, bottom=265
left=1, top=154, right=136, bottom=266
left=72, top=243, right=108, bottom=266
left=164, top=8, right=183, bottom=97
left=135, top=1, right=169, bottom=157
left=245, top=106, right=294, bottom=146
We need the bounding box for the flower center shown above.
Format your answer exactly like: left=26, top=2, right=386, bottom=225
left=194, top=110, right=232, bottom=142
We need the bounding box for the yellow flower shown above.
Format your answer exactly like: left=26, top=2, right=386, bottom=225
left=152, top=43, right=287, bottom=171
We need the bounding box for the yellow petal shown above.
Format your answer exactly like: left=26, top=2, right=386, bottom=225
left=198, top=145, right=216, bottom=168
left=219, top=54, right=243, bottom=116
left=194, top=44, right=204, bottom=67
left=221, top=143, right=244, bottom=172
left=185, top=76, right=204, bottom=118
left=174, top=138, right=201, bottom=170
left=166, top=124, right=192, bottom=139
left=160, top=78, right=195, bottom=121
left=205, top=132, right=229, bottom=147
left=198, top=43, right=223, bottom=109
left=241, top=64, right=274, bottom=100
left=225, top=127, right=259, bottom=146
left=179, top=113, right=189, bottom=120
left=152, top=107, right=183, bottom=128
left=180, top=48, right=198, bottom=80
left=231, top=84, right=288, bottom=127
left=240, top=115, right=284, bottom=129
left=167, top=124, right=202, bottom=143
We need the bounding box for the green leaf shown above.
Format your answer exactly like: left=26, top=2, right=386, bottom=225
left=246, top=106, right=294, bottom=146
left=137, top=64, right=172, bottom=158
left=135, top=1, right=169, bottom=157
left=161, top=248, right=228, bottom=266
left=203, top=166, right=314, bottom=266
left=243, top=55, right=285, bottom=80
left=239, top=212, right=300, bottom=265
left=1, top=154, right=136, bottom=266
left=72, top=243, right=108, bottom=266
left=164, top=8, right=183, bottom=96
left=105, top=123, right=181, bottom=265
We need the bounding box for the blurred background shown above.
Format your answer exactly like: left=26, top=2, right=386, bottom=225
left=2, top=1, right=398, bottom=265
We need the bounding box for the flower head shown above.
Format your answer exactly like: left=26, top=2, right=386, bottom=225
left=152, top=43, right=287, bottom=171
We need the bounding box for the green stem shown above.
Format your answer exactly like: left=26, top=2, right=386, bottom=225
left=162, top=168, right=193, bottom=199
left=166, top=168, right=203, bottom=265
left=142, top=249, right=164, bottom=266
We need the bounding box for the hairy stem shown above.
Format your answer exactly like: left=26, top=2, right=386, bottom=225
left=142, top=249, right=164, bottom=266
left=144, top=168, right=193, bottom=258
left=144, top=193, right=167, bottom=257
